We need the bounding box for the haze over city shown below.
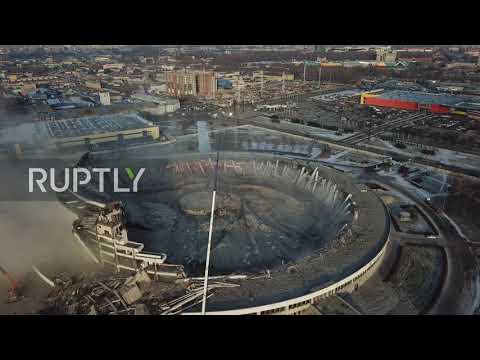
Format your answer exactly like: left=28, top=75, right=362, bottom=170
left=1, top=44, right=479, bottom=316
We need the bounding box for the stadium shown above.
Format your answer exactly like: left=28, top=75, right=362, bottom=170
left=57, top=127, right=391, bottom=315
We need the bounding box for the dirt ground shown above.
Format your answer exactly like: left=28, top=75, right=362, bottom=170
left=438, top=177, right=480, bottom=242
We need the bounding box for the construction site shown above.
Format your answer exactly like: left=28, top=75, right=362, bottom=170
left=46, top=140, right=388, bottom=313
left=2, top=75, right=480, bottom=315
left=4, top=44, right=480, bottom=317
left=1, top=119, right=480, bottom=315
left=2, top=75, right=480, bottom=314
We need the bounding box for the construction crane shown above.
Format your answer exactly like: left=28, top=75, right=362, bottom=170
left=303, top=60, right=321, bottom=83
left=201, top=151, right=220, bottom=315
left=0, top=265, right=23, bottom=303
left=303, top=60, right=307, bottom=83
left=235, top=75, right=242, bottom=108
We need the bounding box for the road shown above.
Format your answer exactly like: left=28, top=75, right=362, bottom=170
left=339, top=113, right=434, bottom=146
left=233, top=91, right=480, bottom=178
left=369, top=172, right=479, bottom=314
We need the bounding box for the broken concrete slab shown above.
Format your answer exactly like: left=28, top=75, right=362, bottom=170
left=67, top=303, right=77, bottom=315
left=119, top=283, right=143, bottom=305
left=124, top=270, right=152, bottom=292
left=88, top=305, right=97, bottom=315
left=134, top=303, right=150, bottom=315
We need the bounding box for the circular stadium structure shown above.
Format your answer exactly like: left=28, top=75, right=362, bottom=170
left=115, top=154, right=355, bottom=275
left=58, top=126, right=391, bottom=314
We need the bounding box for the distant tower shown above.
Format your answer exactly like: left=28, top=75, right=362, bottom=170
left=260, top=70, right=264, bottom=98
left=14, top=144, right=22, bottom=160
left=303, top=61, right=307, bottom=83
left=236, top=76, right=241, bottom=103
left=318, top=65, right=322, bottom=88
left=98, top=92, right=111, bottom=106
left=235, top=75, right=241, bottom=113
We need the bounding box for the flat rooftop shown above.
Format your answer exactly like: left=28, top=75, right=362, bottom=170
left=131, top=93, right=179, bottom=105
left=39, top=113, right=154, bottom=139
left=379, top=90, right=480, bottom=110
left=311, top=90, right=363, bottom=102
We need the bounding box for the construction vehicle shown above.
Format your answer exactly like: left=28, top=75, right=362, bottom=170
left=0, top=265, right=23, bottom=303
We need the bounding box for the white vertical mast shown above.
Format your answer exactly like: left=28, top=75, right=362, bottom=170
left=201, top=151, right=220, bottom=315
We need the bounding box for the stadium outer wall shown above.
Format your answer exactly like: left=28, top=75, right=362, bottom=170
left=184, top=235, right=390, bottom=315
left=68, top=167, right=391, bottom=315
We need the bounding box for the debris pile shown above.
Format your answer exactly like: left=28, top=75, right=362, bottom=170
left=40, top=270, right=240, bottom=315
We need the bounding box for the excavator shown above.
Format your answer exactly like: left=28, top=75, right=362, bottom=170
left=0, top=265, right=23, bottom=303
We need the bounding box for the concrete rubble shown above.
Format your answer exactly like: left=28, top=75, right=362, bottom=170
left=39, top=269, right=240, bottom=315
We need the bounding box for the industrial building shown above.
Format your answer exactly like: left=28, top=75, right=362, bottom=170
left=131, top=93, right=180, bottom=115
left=217, top=78, right=233, bottom=89
left=98, top=92, right=111, bottom=106
left=376, top=48, right=397, bottom=63
left=85, top=81, right=102, bottom=91
left=361, top=89, right=480, bottom=115
left=34, top=113, right=161, bottom=148
left=20, top=83, right=36, bottom=96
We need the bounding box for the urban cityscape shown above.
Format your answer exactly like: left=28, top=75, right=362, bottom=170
left=1, top=44, right=480, bottom=315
